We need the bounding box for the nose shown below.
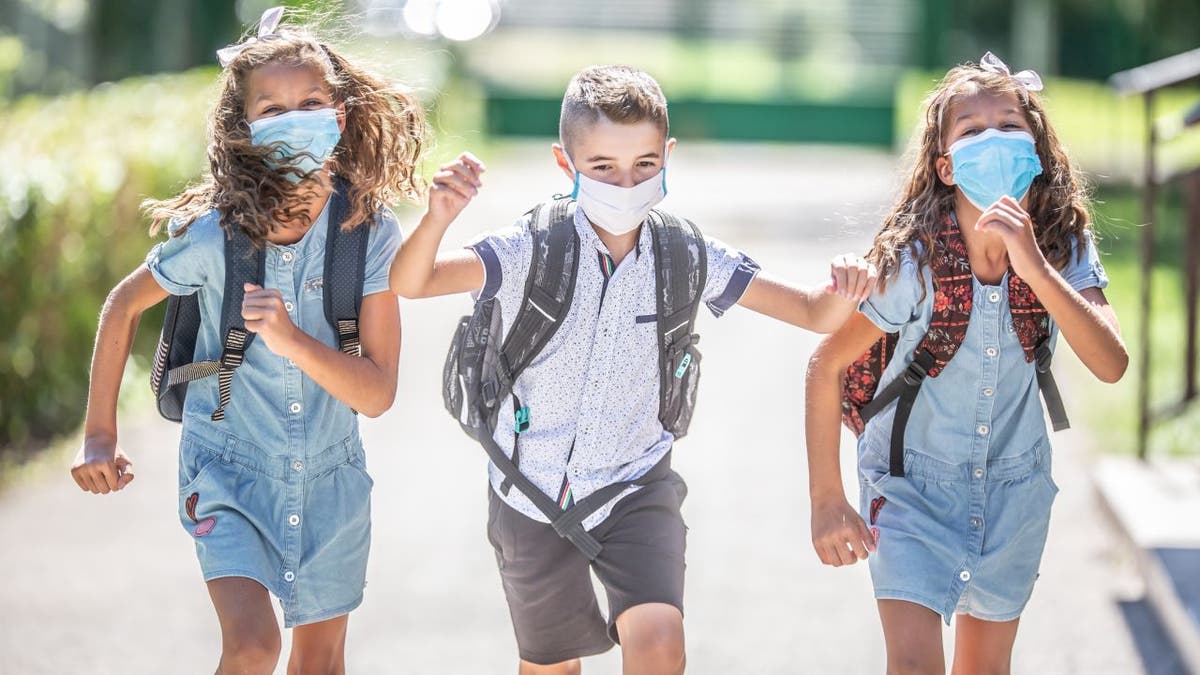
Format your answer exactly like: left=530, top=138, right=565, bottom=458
left=615, top=170, right=638, bottom=188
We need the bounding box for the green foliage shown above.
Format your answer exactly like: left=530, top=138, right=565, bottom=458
left=0, top=70, right=216, bottom=449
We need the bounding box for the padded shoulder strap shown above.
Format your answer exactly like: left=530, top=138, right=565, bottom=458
left=211, top=220, right=265, bottom=421
left=324, top=177, right=371, bottom=356
left=916, top=212, right=972, bottom=377
left=487, top=197, right=579, bottom=405
left=648, top=209, right=707, bottom=345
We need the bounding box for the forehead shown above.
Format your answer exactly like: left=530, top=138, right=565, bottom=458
left=945, top=87, right=1025, bottom=122
left=244, top=61, right=330, bottom=101
left=567, top=116, right=666, bottom=159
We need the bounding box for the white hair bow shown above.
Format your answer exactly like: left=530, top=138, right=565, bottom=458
left=216, top=6, right=285, bottom=68
left=979, top=51, right=1044, bottom=92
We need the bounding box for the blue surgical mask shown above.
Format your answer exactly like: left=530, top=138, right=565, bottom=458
left=947, top=128, right=1042, bottom=211
left=248, top=108, right=341, bottom=182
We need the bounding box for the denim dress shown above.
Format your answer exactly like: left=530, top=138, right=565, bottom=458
left=145, top=199, right=400, bottom=626
left=857, top=230, right=1108, bottom=623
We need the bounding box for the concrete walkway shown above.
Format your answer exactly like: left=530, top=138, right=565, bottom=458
left=0, top=143, right=1148, bottom=673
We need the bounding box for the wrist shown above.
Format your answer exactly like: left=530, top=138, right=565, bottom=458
left=419, top=210, right=453, bottom=232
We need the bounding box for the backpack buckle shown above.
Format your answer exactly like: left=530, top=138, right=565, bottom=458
left=514, top=406, right=531, bottom=433
left=902, top=359, right=929, bottom=386
left=219, top=348, right=245, bottom=370
left=481, top=379, right=499, bottom=408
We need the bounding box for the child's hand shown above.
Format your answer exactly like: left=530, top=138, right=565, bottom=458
left=70, top=435, right=135, bottom=494
left=976, top=195, right=1048, bottom=282
left=811, top=495, right=876, bottom=566
left=427, top=152, right=485, bottom=228
left=825, top=253, right=877, bottom=302
left=241, top=283, right=300, bottom=357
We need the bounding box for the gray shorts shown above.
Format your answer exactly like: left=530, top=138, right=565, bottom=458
left=486, top=471, right=688, bottom=665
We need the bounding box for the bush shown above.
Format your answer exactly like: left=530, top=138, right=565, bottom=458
left=0, top=70, right=216, bottom=450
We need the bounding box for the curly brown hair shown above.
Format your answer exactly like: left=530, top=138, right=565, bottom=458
left=869, top=61, right=1091, bottom=290
left=143, top=14, right=427, bottom=244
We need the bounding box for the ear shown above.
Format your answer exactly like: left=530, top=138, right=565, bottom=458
left=935, top=154, right=955, bottom=187
left=551, top=143, right=575, bottom=182
left=665, top=137, right=677, bottom=160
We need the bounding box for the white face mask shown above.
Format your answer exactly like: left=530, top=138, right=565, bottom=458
left=565, top=149, right=668, bottom=236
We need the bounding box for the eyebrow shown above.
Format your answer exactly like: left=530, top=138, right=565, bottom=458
left=253, top=86, right=328, bottom=105
left=584, top=151, right=661, bottom=162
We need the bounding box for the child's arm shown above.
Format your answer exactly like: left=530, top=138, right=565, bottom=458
left=979, top=196, right=1128, bottom=383
left=71, top=267, right=170, bottom=494
left=390, top=152, right=487, bottom=299
left=805, top=312, right=884, bottom=565
left=737, top=254, right=877, bottom=333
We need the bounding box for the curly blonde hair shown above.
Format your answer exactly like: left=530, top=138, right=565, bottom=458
left=143, top=14, right=427, bottom=244
left=869, top=62, right=1091, bottom=289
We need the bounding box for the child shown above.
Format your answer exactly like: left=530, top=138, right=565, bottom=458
left=69, top=7, right=423, bottom=673
left=391, top=64, right=876, bottom=674
left=805, top=53, right=1128, bottom=674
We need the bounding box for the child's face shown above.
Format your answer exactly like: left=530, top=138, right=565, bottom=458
left=553, top=117, right=674, bottom=188
left=935, top=89, right=1034, bottom=206
left=244, top=61, right=345, bottom=129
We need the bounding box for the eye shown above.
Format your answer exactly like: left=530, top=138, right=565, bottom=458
left=261, top=105, right=284, bottom=116
left=959, top=127, right=982, bottom=138
left=303, top=99, right=324, bottom=108
left=1002, top=122, right=1024, bottom=130
left=637, top=160, right=658, bottom=168
left=591, top=164, right=612, bottom=172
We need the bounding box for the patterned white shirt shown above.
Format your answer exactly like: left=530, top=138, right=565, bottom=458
left=469, top=205, right=759, bottom=529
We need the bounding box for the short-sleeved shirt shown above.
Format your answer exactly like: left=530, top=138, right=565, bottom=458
left=145, top=199, right=401, bottom=456
left=470, top=205, right=759, bottom=529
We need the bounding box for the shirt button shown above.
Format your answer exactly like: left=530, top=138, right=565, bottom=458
left=983, top=387, right=994, bottom=397
left=970, top=517, right=983, bottom=529
left=289, top=402, right=302, bottom=414
left=292, top=460, right=304, bottom=472
left=282, top=251, right=294, bottom=263
left=288, top=514, right=300, bottom=526
left=985, top=347, right=998, bottom=358
left=288, top=359, right=296, bottom=367
left=285, top=301, right=295, bottom=312
left=973, top=468, right=985, bottom=479
left=988, top=292, right=1000, bottom=303
left=959, top=570, right=972, bottom=582
left=283, top=570, right=295, bottom=582
left=977, top=425, right=990, bottom=436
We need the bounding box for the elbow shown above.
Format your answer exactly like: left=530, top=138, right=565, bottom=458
left=102, top=282, right=139, bottom=324
left=1099, top=350, right=1130, bottom=384
left=390, top=279, right=428, bottom=300
left=359, top=383, right=398, bottom=418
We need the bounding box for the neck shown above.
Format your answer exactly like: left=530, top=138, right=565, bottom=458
left=266, top=172, right=334, bottom=245
left=953, top=192, right=1009, bottom=284
left=592, top=223, right=641, bottom=265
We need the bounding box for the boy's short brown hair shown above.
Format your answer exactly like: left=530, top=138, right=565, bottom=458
left=559, top=65, right=669, bottom=150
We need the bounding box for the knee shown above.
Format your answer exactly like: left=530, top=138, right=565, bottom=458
left=220, top=630, right=281, bottom=675
left=623, top=624, right=686, bottom=675
left=288, top=646, right=344, bottom=675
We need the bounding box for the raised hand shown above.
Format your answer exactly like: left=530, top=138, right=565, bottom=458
left=826, top=253, right=878, bottom=302
left=241, top=283, right=300, bottom=357
left=975, top=195, right=1047, bottom=281
left=427, top=152, right=486, bottom=228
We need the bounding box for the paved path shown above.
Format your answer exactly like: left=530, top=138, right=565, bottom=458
left=0, top=143, right=1147, bottom=673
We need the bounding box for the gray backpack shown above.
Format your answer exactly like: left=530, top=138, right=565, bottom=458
left=150, top=177, right=369, bottom=423
left=442, top=197, right=707, bottom=558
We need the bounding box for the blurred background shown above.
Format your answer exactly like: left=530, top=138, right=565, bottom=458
left=1, top=1, right=1198, bottom=673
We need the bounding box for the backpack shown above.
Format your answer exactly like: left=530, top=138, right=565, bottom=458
left=151, top=177, right=370, bottom=423
left=841, top=213, right=1069, bottom=478
left=442, top=197, right=707, bottom=558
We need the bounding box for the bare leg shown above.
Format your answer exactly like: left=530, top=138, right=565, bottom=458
left=518, top=658, right=582, bottom=675
left=614, top=602, right=685, bottom=675
left=207, top=577, right=282, bottom=675
left=878, top=599, right=945, bottom=675
left=287, top=613, right=350, bottom=675
left=950, top=614, right=1020, bottom=675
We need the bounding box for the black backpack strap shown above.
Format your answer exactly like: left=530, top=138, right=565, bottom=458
left=323, top=178, right=370, bottom=357
left=648, top=209, right=707, bottom=428
left=482, top=197, right=579, bottom=408
left=859, top=349, right=937, bottom=477
left=211, top=224, right=265, bottom=422
left=1035, top=339, right=1070, bottom=431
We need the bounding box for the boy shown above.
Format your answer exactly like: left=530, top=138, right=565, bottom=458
left=391, top=65, right=875, bottom=674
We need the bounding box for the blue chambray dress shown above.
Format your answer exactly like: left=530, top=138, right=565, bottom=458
left=145, top=197, right=400, bottom=627
left=857, top=230, right=1108, bottom=623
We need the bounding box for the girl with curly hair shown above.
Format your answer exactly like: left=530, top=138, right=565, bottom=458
left=70, top=7, right=426, bottom=672
left=805, top=53, right=1128, bottom=673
